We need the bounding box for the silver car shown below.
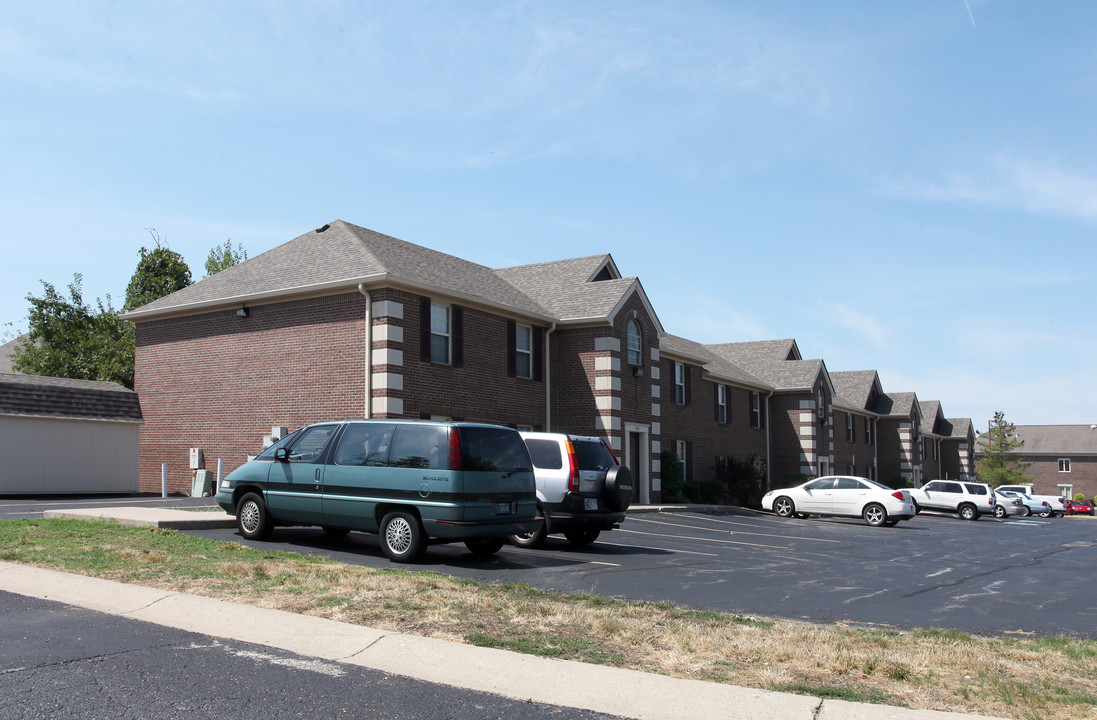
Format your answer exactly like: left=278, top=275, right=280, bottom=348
left=992, top=490, right=1026, bottom=518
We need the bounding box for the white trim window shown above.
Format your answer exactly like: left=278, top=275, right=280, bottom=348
left=1059, top=458, right=1072, bottom=473
left=677, top=440, right=688, bottom=480
left=865, top=417, right=873, bottom=445
left=430, top=303, right=451, bottom=364
left=846, top=414, right=854, bottom=442
left=627, top=320, right=642, bottom=366
left=674, top=363, right=686, bottom=405
left=817, top=388, right=825, bottom=420
left=515, top=324, right=533, bottom=379
left=750, top=392, right=763, bottom=429
left=1058, top=484, right=1073, bottom=498
left=717, top=384, right=727, bottom=424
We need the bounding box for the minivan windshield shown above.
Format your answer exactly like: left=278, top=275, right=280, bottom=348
left=460, top=427, right=533, bottom=472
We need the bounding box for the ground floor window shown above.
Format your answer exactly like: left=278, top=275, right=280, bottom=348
left=1059, top=484, right=1073, bottom=498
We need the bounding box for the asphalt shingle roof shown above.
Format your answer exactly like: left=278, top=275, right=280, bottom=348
left=0, top=373, right=143, bottom=422
left=659, top=335, right=771, bottom=389
left=704, top=341, right=823, bottom=392
left=830, top=370, right=882, bottom=412
left=875, top=391, right=918, bottom=418
left=1010, top=425, right=1097, bottom=455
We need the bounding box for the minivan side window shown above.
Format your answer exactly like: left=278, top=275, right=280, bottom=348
left=390, top=425, right=450, bottom=470
left=334, top=423, right=396, bottom=466
left=460, top=427, right=533, bottom=472
left=286, top=425, right=339, bottom=463
left=525, top=438, right=563, bottom=470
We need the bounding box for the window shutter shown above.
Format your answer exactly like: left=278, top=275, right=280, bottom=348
left=667, top=359, right=674, bottom=397
left=506, top=320, right=516, bottom=377
left=684, top=364, right=692, bottom=406
left=714, top=384, right=720, bottom=422
left=686, top=441, right=694, bottom=482
left=419, top=297, right=431, bottom=363
left=452, top=305, right=464, bottom=367
left=532, top=326, right=544, bottom=381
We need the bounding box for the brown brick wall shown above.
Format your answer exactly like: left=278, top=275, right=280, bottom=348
left=134, top=292, right=367, bottom=494
left=1024, top=457, right=1097, bottom=499
left=832, top=410, right=877, bottom=479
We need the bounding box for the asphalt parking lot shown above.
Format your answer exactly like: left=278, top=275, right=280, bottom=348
left=4, top=495, right=1096, bottom=639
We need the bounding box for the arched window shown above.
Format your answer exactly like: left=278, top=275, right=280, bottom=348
left=626, top=320, right=642, bottom=365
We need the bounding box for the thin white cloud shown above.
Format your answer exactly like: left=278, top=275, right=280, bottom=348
left=894, top=157, right=1097, bottom=221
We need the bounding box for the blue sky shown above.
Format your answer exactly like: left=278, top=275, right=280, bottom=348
left=2, top=1, right=1095, bottom=427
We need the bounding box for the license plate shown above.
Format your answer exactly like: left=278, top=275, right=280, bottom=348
left=494, top=502, right=513, bottom=515
left=584, top=498, right=599, bottom=511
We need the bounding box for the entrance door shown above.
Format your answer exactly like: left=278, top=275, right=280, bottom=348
left=628, top=432, right=641, bottom=504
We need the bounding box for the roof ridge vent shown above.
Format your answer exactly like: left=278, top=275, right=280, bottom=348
left=316, top=223, right=331, bottom=233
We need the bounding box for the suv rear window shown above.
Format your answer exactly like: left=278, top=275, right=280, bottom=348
left=460, top=427, right=533, bottom=472
left=572, top=439, right=615, bottom=472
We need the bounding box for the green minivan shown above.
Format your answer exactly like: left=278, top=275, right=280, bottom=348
left=215, top=420, right=538, bottom=562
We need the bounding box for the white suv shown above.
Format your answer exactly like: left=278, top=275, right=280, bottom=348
left=907, top=480, right=996, bottom=520
left=509, top=432, right=634, bottom=547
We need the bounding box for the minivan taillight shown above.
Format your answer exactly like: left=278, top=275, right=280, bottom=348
left=565, top=439, right=580, bottom=492
left=448, top=428, right=462, bottom=470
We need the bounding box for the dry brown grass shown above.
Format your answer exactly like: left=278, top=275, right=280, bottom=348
left=135, top=557, right=1097, bottom=719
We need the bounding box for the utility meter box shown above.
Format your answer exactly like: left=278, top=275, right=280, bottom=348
left=189, top=448, right=204, bottom=470
left=191, top=469, right=214, bottom=497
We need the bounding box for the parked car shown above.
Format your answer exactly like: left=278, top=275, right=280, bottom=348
left=508, top=432, right=633, bottom=547
left=906, top=481, right=995, bottom=520
left=994, top=489, right=1050, bottom=517
left=995, top=484, right=1067, bottom=517
left=1067, top=499, right=1095, bottom=516
left=215, top=420, right=539, bottom=562
left=761, top=475, right=916, bottom=527
left=992, top=490, right=1026, bottom=519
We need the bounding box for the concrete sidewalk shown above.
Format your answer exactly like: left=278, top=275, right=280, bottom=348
left=16, top=508, right=1006, bottom=720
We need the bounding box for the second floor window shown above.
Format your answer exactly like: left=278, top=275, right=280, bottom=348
left=515, top=324, right=532, bottom=379
left=865, top=417, right=873, bottom=445
left=627, top=320, right=642, bottom=365
left=716, top=385, right=727, bottom=424
left=817, top=388, right=826, bottom=419
left=674, top=363, right=686, bottom=405
left=846, top=414, right=854, bottom=442
left=750, top=392, right=764, bottom=429
left=430, top=303, right=451, bottom=364
left=1059, top=458, right=1072, bottom=472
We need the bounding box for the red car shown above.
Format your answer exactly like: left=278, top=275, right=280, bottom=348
left=1067, top=499, right=1095, bottom=516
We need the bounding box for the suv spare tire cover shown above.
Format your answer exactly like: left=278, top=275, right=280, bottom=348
left=604, top=465, right=634, bottom=512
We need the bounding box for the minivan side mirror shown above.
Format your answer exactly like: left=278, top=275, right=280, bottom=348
left=274, top=447, right=290, bottom=462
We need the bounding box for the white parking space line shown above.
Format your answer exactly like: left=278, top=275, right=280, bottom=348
left=629, top=515, right=842, bottom=544
left=596, top=540, right=719, bottom=557
left=617, top=527, right=787, bottom=550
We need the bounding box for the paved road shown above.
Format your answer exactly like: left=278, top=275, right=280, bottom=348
left=5, top=495, right=1095, bottom=639
left=0, top=589, right=621, bottom=720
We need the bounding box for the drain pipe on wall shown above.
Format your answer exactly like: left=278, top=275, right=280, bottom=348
left=544, top=322, right=556, bottom=431
left=358, top=284, right=372, bottom=418
left=765, top=390, right=774, bottom=491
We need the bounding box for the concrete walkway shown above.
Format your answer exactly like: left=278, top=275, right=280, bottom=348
left=10, top=507, right=1006, bottom=720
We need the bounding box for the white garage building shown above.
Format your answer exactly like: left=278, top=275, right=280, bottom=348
left=0, top=373, right=143, bottom=494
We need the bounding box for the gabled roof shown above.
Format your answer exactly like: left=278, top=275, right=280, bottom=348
left=705, top=341, right=828, bottom=394
left=659, top=335, right=771, bottom=389
left=944, top=417, right=973, bottom=440
left=121, top=221, right=662, bottom=332
left=1007, top=425, right=1097, bottom=456
left=706, top=339, right=801, bottom=364
left=495, top=256, right=664, bottom=332
left=875, top=391, right=920, bottom=420
left=123, top=221, right=552, bottom=321
left=919, top=400, right=946, bottom=436
left=0, top=373, right=143, bottom=422
left=831, top=370, right=883, bottom=413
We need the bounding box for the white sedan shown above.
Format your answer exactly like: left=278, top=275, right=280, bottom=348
left=762, top=475, right=917, bottom=527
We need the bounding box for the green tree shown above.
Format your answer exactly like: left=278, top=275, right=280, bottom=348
left=11, top=274, right=135, bottom=388
left=975, top=411, right=1034, bottom=487
left=204, top=239, right=247, bottom=277
left=124, top=230, right=192, bottom=312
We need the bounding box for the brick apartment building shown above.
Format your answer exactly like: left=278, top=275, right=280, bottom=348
left=977, top=425, right=1097, bottom=500
left=122, top=220, right=974, bottom=499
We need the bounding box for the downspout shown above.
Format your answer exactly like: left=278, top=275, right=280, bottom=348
left=765, top=390, right=774, bottom=491
left=358, top=284, right=372, bottom=419
left=873, top=417, right=879, bottom=482
left=544, top=323, right=556, bottom=431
